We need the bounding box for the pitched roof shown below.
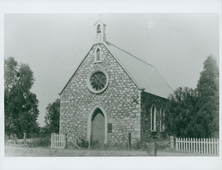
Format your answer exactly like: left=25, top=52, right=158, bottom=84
left=104, top=41, right=173, bottom=98
left=94, top=20, right=107, bottom=26
left=60, top=41, right=173, bottom=98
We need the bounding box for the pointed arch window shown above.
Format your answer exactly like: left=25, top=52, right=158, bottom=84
left=94, top=47, right=102, bottom=63
left=160, top=107, right=165, bottom=132
left=151, top=105, right=156, bottom=132
left=96, top=48, right=100, bottom=61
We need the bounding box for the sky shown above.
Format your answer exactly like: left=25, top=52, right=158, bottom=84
left=4, top=13, right=219, bottom=127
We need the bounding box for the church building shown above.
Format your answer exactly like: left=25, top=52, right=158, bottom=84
left=59, top=20, right=173, bottom=146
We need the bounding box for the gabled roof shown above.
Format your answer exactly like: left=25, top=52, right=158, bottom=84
left=94, top=20, right=107, bottom=26
left=60, top=41, right=173, bottom=99
left=104, top=41, right=173, bottom=98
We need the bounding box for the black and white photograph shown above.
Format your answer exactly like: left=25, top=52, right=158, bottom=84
left=1, top=0, right=221, bottom=170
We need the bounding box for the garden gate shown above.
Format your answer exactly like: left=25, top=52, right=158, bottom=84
left=51, top=133, right=66, bottom=149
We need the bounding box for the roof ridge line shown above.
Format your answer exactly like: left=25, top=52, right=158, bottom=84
left=106, top=41, right=153, bottom=67
left=103, top=42, right=143, bottom=90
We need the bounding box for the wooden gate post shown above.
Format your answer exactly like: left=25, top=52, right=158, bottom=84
left=51, top=133, right=54, bottom=149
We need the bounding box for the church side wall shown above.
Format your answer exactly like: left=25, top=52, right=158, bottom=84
left=59, top=43, right=140, bottom=146
left=141, top=92, right=168, bottom=143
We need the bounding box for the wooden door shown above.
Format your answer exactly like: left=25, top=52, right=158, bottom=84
left=91, top=110, right=105, bottom=145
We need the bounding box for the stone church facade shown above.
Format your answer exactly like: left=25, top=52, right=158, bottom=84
left=59, top=20, right=173, bottom=146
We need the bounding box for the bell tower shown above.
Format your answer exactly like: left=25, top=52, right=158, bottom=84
left=94, top=20, right=106, bottom=43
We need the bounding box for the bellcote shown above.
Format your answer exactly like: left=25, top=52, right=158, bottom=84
left=94, top=20, right=106, bottom=43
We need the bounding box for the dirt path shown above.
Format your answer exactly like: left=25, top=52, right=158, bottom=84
left=5, top=145, right=216, bottom=157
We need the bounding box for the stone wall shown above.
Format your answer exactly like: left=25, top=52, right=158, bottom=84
left=59, top=43, right=141, bottom=145
left=140, top=92, right=168, bottom=143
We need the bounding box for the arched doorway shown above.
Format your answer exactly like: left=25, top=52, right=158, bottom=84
left=87, top=106, right=108, bottom=146
left=91, top=108, right=105, bottom=145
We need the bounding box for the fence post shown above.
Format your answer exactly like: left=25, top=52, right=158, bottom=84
left=204, top=138, right=205, bottom=154
left=51, top=133, right=52, bottom=148
left=23, top=132, right=26, bottom=145
left=65, top=133, right=67, bottom=149
left=199, top=139, right=200, bottom=154
left=178, top=138, right=180, bottom=151
left=128, top=133, right=131, bottom=150
left=213, top=138, right=215, bottom=155
left=181, top=138, right=183, bottom=151
left=201, top=138, right=203, bottom=154
left=215, top=138, right=217, bottom=155
left=188, top=138, right=190, bottom=152
left=207, top=138, right=208, bottom=154
left=175, top=138, right=178, bottom=151
left=209, top=138, right=211, bottom=154
left=191, top=138, right=193, bottom=152
left=154, top=142, right=157, bottom=156
left=214, top=138, right=216, bottom=155
left=170, top=136, right=174, bottom=150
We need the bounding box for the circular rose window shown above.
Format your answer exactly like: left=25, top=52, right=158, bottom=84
left=87, top=70, right=109, bottom=94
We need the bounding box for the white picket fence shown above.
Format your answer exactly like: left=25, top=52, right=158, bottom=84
left=176, top=137, right=219, bottom=155
left=51, top=133, right=66, bottom=149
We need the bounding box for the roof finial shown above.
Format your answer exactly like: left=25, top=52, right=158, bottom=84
left=99, top=13, right=102, bottom=21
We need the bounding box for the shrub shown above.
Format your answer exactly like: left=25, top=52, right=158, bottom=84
left=77, top=138, right=89, bottom=149
left=132, top=140, right=143, bottom=150
left=91, top=140, right=101, bottom=149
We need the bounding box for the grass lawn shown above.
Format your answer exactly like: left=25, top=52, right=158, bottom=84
left=5, top=145, right=217, bottom=157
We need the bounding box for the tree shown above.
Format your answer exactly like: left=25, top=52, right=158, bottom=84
left=4, top=57, right=39, bottom=138
left=196, top=56, right=219, bottom=138
left=44, top=99, right=60, bottom=133
left=165, top=56, right=219, bottom=138
left=164, top=87, right=199, bottom=138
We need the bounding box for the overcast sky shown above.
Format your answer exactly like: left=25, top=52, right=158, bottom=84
left=4, top=13, right=219, bottom=127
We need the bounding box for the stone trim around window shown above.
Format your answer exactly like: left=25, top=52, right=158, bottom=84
left=94, top=46, right=102, bottom=63
left=87, top=69, right=109, bottom=94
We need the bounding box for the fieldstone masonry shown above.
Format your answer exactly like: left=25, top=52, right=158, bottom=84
left=141, top=92, right=168, bottom=143
left=59, top=31, right=170, bottom=147
left=60, top=43, right=141, bottom=145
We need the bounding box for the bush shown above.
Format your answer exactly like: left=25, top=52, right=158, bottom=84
left=156, top=141, right=169, bottom=150
left=91, top=140, right=101, bottom=149
left=132, top=140, right=143, bottom=150
left=77, top=138, right=89, bottom=148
